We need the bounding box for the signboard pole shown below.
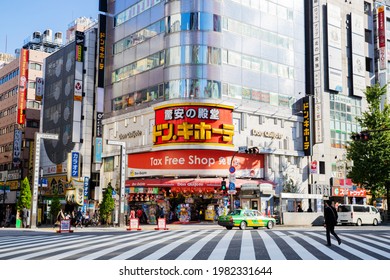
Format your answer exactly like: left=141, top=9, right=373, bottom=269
left=106, top=140, right=126, bottom=227
left=31, top=132, right=58, bottom=229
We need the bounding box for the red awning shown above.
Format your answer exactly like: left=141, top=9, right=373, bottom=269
left=125, top=178, right=274, bottom=188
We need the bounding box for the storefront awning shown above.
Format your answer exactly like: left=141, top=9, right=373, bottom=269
left=126, top=178, right=274, bottom=189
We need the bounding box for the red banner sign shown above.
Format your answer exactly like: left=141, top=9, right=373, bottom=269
left=17, top=49, right=29, bottom=124
left=153, top=103, right=234, bottom=146
left=332, top=187, right=366, bottom=197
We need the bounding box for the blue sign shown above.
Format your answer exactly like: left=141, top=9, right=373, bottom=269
left=229, top=166, right=236, bottom=173
left=40, top=178, right=48, bottom=187
left=95, top=138, right=103, bottom=163
left=71, top=151, right=80, bottom=178
left=229, top=182, right=236, bottom=191
left=84, top=177, right=90, bottom=197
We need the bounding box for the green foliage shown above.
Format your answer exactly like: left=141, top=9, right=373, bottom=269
left=17, top=177, right=32, bottom=211
left=50, top=189, right=62, bottom=223
left=347, top=84, right=390, bottom=201
left=99, top=182, right=115, bottom=224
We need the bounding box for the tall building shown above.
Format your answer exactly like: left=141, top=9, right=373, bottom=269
left=38, top=20, right=99, bottom=223
left=0, top=32, right=62, bottom=226
left=306, top=0, right=374, bottom=206
left=99, top=0, right=309, bottom=224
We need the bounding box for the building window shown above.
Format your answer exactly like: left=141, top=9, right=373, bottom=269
left=319, top=161, right=325, bottom=174
left=364, top=29, right=372, bottom=44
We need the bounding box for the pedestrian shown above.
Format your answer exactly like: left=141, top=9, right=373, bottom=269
left=75, top=209, right=83, bottom=228
left=297, top=204, right=303, bottom=212
left=324, top=200, right=341, bottom=246
left=22, top=207, right=28, bottom=228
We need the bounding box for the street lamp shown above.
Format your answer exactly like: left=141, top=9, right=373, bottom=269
left=30, top=132, right=59, bottom=228
left=106, top=140, right=126, bottom=227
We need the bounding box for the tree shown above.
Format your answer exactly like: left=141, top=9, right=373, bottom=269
left=50, top=189, right=62, bottom=224
left=99, top=182, right=115, bottom=225
left=17, top=177, right=31, bottom=212
left=347, top=84, right=390, bottom=217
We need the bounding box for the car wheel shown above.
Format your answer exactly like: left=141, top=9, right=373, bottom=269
left=226, top=226, right=233, bottom=230
left=373, top=218, right=378, bottom=226
left=239, top=221, right=247, bottom=230
left=356, top=218, right=362, bottom=226
left=267, top=221, right=274, bottom=229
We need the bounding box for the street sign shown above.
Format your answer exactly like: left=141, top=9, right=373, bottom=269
left=38, top=133, right=59, bottom=140
left=228, top=173, right=236, bottom=182
left=229, top=181, right=236, bottom=191
left=229, top=166, right=236, bottom=173
left=238, top=146, right=248, bottom=153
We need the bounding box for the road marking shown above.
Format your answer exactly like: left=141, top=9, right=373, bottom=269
left=78, top=231, right=164, bottom=260
left=10, top=235, right=111, bottom=260
left=111, top=231, right=190, bottom=260
left=290, top=231, right=347, bottom=260
left=306, top=232, right=377, bottom=260
left=46, top=232, right=147, bottom=260
left=273, top=231, right=317, bottom=260
left=257, top=231, right=286, bottom=260
left=208, top=230, right=236, bottom=260
left=144, top=230, right=209, bottom=260
left=240, top=230, right=256, bottom=260
left=175, top=230, right=223, bottom=260
left=342, top=233, right=390, bottom=258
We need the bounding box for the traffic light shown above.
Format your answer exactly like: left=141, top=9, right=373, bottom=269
left=221, top=180, right=227, bottom=192
left=245, top=147, right=259, bottom=154
left=351, top=131, right=371, bottom=141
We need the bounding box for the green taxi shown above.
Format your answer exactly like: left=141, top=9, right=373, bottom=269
left=218, top=209, right=276, bottom=230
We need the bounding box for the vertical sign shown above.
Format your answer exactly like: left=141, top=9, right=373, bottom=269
left=12, top=129, right=22, bottom=168
left=98, top=14, right=106, bottom=88
left=71, top=151, right=80, bottom=178
left=75, top=31, right=84, bottom=62
left=378, top=6, right=386, bottom=70
left=312, top=0, right=322, bottom=144
left=83, top=177, right=90, bottom=213
left=302, top=95, right=313, bottom=156
left=96, top=112, right=103, bottom=137
left=17, top=49, right=29, bottom=124
left=35, top=77, right=44, bottom=101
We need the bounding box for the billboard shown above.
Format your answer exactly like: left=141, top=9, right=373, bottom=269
left=42, top=41, right=76, bottom=164
left=153, top=103, right=234, bottom=147
left=17, top=49, right=29, bottom=124
left=302, top=96, right=314, bottom=156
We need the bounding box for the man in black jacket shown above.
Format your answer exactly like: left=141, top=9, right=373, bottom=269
left=324, top=200, right=341, bottom=246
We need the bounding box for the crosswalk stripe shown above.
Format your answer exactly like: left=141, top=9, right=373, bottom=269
left=175, top=230, right=223, bottom=260
left=361, top=234, right=390, bottom=244
left=273, top=231, right=317, bottom=260
left=110, top=230, right=191, bottom=260
left=10, top=235, right=112, bottom=260
left=0, top=235, right=94, bottom=258
left=0, top=230, right=388, bottom=260
left=78, top=231, right=164, bottom=260
left=306, top=232, right=377, bottom=260
left=0, top=236, right=68, bottom=250
left=46, top=231, right=148, bottom=260
left=207, top=229, right=236, bottom=260
left=341, top=233, right=390, bottom=259
left=289, top=231, right=347, bottom=260
left=240, top=230, right=256, bottom=260
left=257, top=231, right=286, bottom=260
left=143, top=230, right=212, bottom=260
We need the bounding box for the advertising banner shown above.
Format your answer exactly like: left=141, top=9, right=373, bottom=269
left=153, top=103, right=234, bottom=147
left=128, top=149, right=264, bottom=178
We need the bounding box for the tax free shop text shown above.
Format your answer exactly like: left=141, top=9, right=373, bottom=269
left=150, top=155, right=218, bottom=167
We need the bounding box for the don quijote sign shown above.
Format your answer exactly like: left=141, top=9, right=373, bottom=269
left=252, top=129, right=282, bottom=139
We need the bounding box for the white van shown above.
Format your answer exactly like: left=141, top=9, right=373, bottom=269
left=337, top=204, right=382, bottom=226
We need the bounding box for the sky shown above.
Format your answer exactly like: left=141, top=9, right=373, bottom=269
left=0, top=0, right=99, bottom=54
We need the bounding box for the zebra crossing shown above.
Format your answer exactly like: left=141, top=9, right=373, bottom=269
left=0, top=229, right=389, bottom=260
